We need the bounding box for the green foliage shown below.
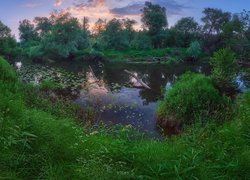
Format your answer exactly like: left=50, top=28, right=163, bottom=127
left=18, top=19, right=39, bottom=43
left=141, top=1, right=168, bottom=48
left=0, top=21, right=11, bottom=38
left=130, top=31, right=152, bottom=50
left=173, top=17, right=200, bottom=34
left=89, top=48, right=104, bottom=57
left=27, top=45, right=44, bottom=61
left=19, top=12, right=89, bottom=61
left=34, top=16, right=52, bottom=37
left=211, top=48, right=238, bottom=89
left=0, top=57, right=17, bottom=83
left=103, top=48, right=185, bottom=62
left=162, top=29, right=198, bottom=48
left=0, top=21, right=22, bottom=62
left=186, top=41, right=202, bottom=60
left=141, top=1, right=168, bottom=36
left=102, top=18, right=129, bottom=50
left=222, top=13, right=250, bottom=60
left=157, top=73, right=231, bottom=124
left=202, top=8, right=231, bottom=34
left=74, top=48, right=104, bottom=61
left=41, top=13, right=88, bottom=59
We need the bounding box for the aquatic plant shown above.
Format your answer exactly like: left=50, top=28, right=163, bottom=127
left=18, top=64, right=85, bottom=94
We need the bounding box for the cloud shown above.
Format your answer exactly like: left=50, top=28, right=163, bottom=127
left=55, top=0, right=191, bottom=29
left=22, top=2, right=42, bottom=8
left=110, top=0, right=190, bottom=17
left=54, top=0, right=63, bottom=7
left=62, top=0, right=141, bottom=29
left=152, top=0, right=190, bottom=16
left=110, top=3, right=143, bottom=16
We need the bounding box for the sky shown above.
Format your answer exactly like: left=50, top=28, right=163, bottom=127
left=0, top=0, right=249, bottom=39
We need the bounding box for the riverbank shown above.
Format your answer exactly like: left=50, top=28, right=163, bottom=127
left=102, top=48, right=187, bottom=63
left=1, top=57, right=250, bottom=179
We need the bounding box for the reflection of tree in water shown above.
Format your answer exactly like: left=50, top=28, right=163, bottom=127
left=103, top=64, right=130, bottom=91
left=62, top=61, right=212, bottom=103
left=138, top=69, right=164, bottom=105
left=137, top=64, right=209, bottom=104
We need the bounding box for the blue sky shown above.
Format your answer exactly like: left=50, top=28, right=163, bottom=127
left=0, top=0, right=249, bottom=38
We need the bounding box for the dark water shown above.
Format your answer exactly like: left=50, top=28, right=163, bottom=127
left=54, top=61, right=215, bottom=137
left=51, top=61, right=250, bottom=138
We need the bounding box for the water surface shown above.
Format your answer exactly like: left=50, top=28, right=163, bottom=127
left=59, top=61, right=212, bottom=137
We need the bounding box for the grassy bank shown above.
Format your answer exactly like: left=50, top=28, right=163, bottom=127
left=0, top=57, right=249, bottom=179
left=103, top=48, right=187, bottom=62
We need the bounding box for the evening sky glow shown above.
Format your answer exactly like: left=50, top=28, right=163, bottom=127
left=0, top=0, right=249, bottom=39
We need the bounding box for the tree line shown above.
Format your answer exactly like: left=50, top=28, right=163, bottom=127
left=0, top=1, right=250, bottom=62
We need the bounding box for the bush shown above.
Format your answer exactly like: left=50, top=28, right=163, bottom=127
left=186, top=41, right=201, bottom=60
left=157, top=72, right=231, bottom=125
left=130, top=32, right=152, bottom=50
left=211, top=48, right=238, bottom=91
left=0, top=56, right=17, bottom=83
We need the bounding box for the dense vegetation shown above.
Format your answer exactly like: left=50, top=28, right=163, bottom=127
left=0, top=2, right=250, bottom=63
left=157, top=73, right=232, bottom=126
left=0, top=1, right=250, bottom=179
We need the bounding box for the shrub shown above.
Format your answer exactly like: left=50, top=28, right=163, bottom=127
left=186, top=41, right=201, bottom=60
left=211, top=48, right=238, bottom=91
left=157, top=72, right=231, bottom=125
left=0, top=56, right=17, bottom=83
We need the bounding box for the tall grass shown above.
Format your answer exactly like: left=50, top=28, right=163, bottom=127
left=0, top=57, right=249, bottom=179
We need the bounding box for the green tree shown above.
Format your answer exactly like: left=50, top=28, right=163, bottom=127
left=202, top=8, right=231, bottom=35
left=0, top=21, right=11, bottom=38
left=211, top=48, right=238, bottom=92
left=102, top=18, right=129, bottom=50
left=122, top=18, right=137, bottom=44
left=0, top=21, right=21, bottom=61
left=41, top=12, right=89, bottom=59
left=34, top=17, right=52, bottom=37
left=172, top=17, right=201, bottom=47
left=174, top=17, right=200, bottom=34
left=141, top=1, right=167, bottom=48
left=18, top=19, right=39, bottom=42
left=186, top=41, right=202, bottom=60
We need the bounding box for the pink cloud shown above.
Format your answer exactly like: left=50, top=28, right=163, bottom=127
left=54, top=0, right=63, bottom=7
left=63, top=0, right=141, bottom=29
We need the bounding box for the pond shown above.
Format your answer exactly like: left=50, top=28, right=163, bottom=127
left=56, top=61, right=212, bottom=138
left=19, top=61, right=249, bottom=138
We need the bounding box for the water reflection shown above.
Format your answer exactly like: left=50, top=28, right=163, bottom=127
left=54, top=61, right=248, bottom=137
